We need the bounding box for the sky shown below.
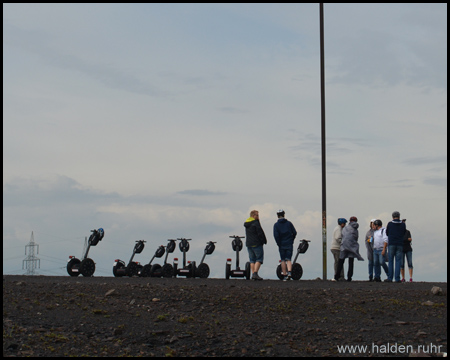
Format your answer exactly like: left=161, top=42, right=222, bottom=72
left=3, top=4, right=447, bottom=282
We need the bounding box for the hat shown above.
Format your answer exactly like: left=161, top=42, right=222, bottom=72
left=349, top=216, right=358, bottom=222
left=370, top=219, right=376, bottom=223
left=276, top=209, right=285, bottom=216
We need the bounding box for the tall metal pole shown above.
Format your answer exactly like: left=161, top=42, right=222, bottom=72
left=319, top=3, right=327, bottom=280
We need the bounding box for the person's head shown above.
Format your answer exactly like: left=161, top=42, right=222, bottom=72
left=337, top=218, right=347, bottom=227
left=370, top=219, right=377, bottom=229
left=250, top=210, right=259, bottom=219
left=349, top=216, right=358, bottom=223
left=392, top=211, right=400, bottom=219
left=373, top=219, right=382, bottom=229
left=402, top=219, right=407, bottom=223
left=276, top=209, right=285, bottom=218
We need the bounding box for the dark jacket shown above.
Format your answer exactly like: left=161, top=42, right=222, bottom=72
left=386, top=219, right=406, bottom=246
left=244, top=218, right=267, bottom=247
left=403, top=229, right=412, bottom=252
left=273, top=218, right=297, bottom=249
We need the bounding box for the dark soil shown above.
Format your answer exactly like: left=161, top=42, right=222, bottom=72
left=3, top=275, right=447, bottom=357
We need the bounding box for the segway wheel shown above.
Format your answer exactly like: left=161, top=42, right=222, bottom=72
left=126, top=262, right=139, bottom=277
left=67, top=258, right=81, bottom=277
left=188, top=261, right=197, bottom=278
left=150, top=264, right=162, bottom=277
left=136, top=264, right=143, bottom=276
left=225, top=263, right=231, bottom=280
left=276, top=264, right=284, bottom=280
left=161, top=263, right=174, bottom=278
left=113, top=263, right=125, bottom=277
left=244, top=262, right=251, bottom=280
left=291, top=263, right=303, bottom=280
left=173, top=262, right=178, bottom=278
left=140, top=264, right=152, bottom=277
left=80, top=258, right=96, bottom=277
left=197, top=263, right=210, bottom=279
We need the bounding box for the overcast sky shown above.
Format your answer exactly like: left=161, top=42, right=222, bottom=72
left=3, top=4, right=447, bottom=281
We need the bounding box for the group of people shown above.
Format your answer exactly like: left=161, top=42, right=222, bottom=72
left=331, top=211, right=413, bottom=282
left=243, top=209, right=413, bottom=282
left=243, top=209, right=297, bottom=281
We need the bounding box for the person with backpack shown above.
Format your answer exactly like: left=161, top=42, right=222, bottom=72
left=373, top=219, right=389, bottom=282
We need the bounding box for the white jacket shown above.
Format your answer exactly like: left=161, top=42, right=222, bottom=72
left=373, top=227, right=388, bottom=250
left=331, top=225, right=343, bottom=250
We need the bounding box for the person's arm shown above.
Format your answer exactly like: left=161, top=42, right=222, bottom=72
left=382, top=237, right=388, bottom=256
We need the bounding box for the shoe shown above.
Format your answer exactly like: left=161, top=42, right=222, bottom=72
left=401, top=278, right=405, bottom=282
left=374, top=277, right=381, bottom=282
left=287, top=272, right=292, bottom=280
left=331, top=278, right=337, bottom=282
left=409, top=278, right=413, bottom=282
left=384, top=279, right=392, bottom=282
left=253, top=273, right=263, bottom=281
left=283, top=276, right=288, bottom=281
left=346, top=278, right=352, bottom=282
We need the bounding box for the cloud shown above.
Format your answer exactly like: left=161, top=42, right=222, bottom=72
left=326, top=4, right=447, bottom=89
left=177, top=189, right=227, bottom=196
left=423, top=178, right=447, bottom=188
left=288, top=132, right=366, bottom=173
left=4, top=24, right=169, bottom=97
left=217, top=107, right=248, bottom=114
left=402, top=155, right=447, bottom=166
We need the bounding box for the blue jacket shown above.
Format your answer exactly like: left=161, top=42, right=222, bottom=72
left=386, top=219, right=406, bottom=246
left=273, top=218, right=297, bottom=249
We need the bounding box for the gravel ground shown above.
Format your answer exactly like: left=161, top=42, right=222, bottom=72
left=3, top=275, right=447, bottom=357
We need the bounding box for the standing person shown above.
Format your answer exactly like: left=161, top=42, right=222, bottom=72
left=400, top=219, right=413, bottom=282
left=331, top=218, right=347, bottom=281
left=373, top=219, right=389, bottom=282
left=365, top=219, right=376, bottom=281
left=244, top=210, right=267, bottom=281
left=384, top=211, right=406, bottom=283
left=334, top=216, right=364, bottom=281
left=273, top=209, right=297, bottom=281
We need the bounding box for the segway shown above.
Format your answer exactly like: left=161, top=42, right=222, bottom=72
left=149, top=239, right=177, bottom=278
left=67, top=228, right=105, bottom=277
left=173, top=238, right=196, bottom=278
left=113, top=240, right=146, bottom=277
left=225, top=235, right=251, bottom=280
left=194, top=241, right=216, bottom=278
left=140, top=244, right=165, bottom=277
left=276, top=239, right=311, bottom=280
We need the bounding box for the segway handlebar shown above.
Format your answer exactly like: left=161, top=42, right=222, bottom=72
left=177, top=238, right=192, bottom=241
left=229, top=235, right=245, bottom=239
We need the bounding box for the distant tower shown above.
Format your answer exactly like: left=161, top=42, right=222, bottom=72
left=22, top=231, right=40, bottom=275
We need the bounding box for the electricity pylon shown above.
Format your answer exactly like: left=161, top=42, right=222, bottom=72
left=22, top=231, right=40, bottom=275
